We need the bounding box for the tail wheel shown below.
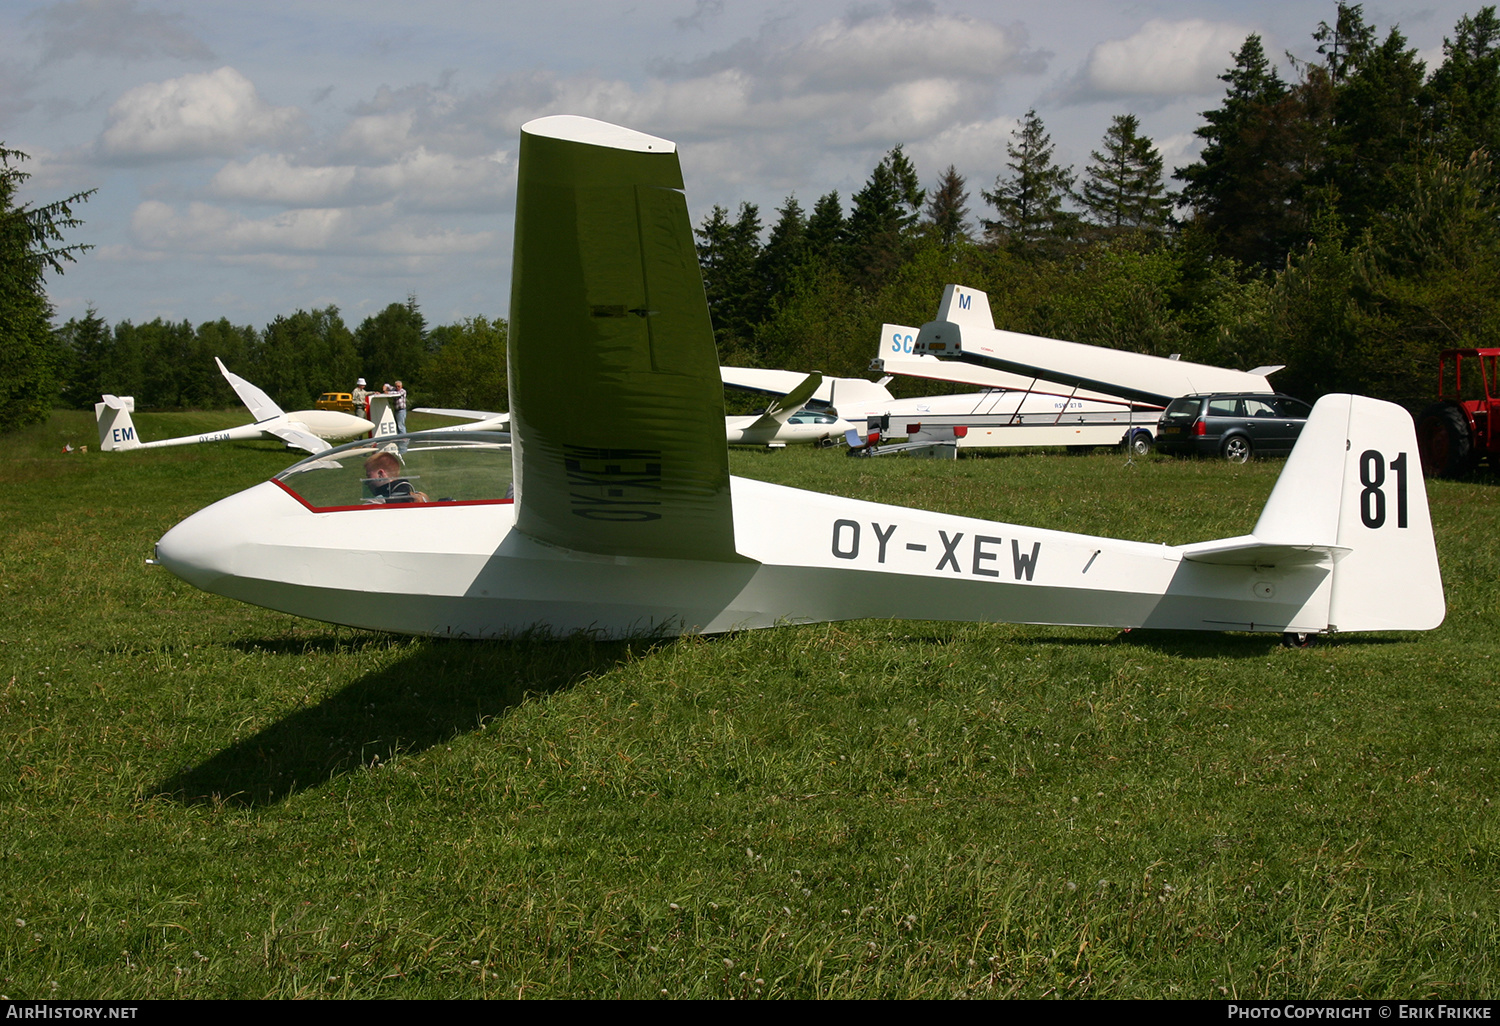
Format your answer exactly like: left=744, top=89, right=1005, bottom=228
left=1281, top=631, right=1315, bottom=648
left=1221, top=435, right=1252, bottom=463
left=1417, top=402, right=1474, bottom=478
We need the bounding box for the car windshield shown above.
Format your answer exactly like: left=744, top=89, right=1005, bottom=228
left=274, top=432, right=513, bottom=511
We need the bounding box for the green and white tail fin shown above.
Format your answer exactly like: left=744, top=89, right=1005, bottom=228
left=96, top=395, right=141, bottom=451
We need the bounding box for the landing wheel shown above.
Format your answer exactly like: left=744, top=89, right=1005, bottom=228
left=1221, top=435, right=1252, bottom=463
left=1417, top=402, right=1475, bottom=478
left=1281, top=631, right=1314, bottom=648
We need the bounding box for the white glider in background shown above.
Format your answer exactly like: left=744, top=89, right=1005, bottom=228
left=151, top=115, right=1443, bottom=643
left=725, top=371, right=855, bottom=446
left=97, top=359, right=373, bottom=454
left=913, top=286, right=1284, bottom=407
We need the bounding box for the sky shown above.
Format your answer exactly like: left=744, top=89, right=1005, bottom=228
left=0, top=0, right=1489, bottom=331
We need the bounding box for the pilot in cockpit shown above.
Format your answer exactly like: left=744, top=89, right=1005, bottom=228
left=362, top=451, right=429, bottom=504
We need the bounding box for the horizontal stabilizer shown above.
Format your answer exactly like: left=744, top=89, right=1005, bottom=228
left=1181, top=536, right=1349, bottom=566
left=264, top=423, right=330, bottom=454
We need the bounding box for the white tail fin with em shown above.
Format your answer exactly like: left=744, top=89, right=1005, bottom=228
left=96, top=395, right=141, bottom=451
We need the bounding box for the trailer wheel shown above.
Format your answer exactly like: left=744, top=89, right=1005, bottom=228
left=1221, top=435, right=1252, bottom=463
left=1417, top=402, right=1475, bottom=478
left=1125, top=430, right=1154, bottom=456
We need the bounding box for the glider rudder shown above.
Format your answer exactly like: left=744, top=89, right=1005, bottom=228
left=508, top=116, right=739, bottom=563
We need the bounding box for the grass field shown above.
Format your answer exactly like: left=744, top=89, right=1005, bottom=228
left=2, top=409, right=1497, bottom=999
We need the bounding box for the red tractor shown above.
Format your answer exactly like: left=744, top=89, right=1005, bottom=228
left=1417, top=347, right=1499, bottom=477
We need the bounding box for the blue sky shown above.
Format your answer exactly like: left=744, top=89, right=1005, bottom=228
left=1, top=0, right=1486, bottom=329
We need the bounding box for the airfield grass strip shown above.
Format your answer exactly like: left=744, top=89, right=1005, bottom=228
left=0, top=410, right=1496, bottom=998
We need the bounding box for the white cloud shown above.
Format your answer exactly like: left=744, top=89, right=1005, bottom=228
left=98, top=67, right=301, bottom=163
left=130, top=199, right=495, bottom=258
left=208, top=148, right=514, bottom=213
left=1074, top=19, right=1250, bottom=99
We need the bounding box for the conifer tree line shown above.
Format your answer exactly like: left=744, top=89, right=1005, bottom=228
left=5, top=4, right=1499, bottom=431
left=695, top=4, right=1500, bottom=410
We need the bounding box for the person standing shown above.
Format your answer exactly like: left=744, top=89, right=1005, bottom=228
left=352, top=378, right=369, bottom=418
left=390, top=379, right=408, bottom=434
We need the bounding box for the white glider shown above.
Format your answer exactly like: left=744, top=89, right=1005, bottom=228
left=97, top=359, right=373, bottom=454
left=913, top=286, right=1283, bottom=407
left=152, top=115, right=1444, bottom=642
left=725, top=371, right=855, bottom=446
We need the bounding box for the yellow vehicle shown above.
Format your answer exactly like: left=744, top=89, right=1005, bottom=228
left=316, top=392, right=355, bottom=413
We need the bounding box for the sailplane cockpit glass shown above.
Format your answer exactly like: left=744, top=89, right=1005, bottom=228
left=272, top=433, right=513, bottom=512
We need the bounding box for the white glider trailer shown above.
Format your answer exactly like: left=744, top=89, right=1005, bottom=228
left=151, top=115, right=1443, bottom=645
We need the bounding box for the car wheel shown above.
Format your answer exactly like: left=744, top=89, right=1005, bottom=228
left=1416, top=401, right=1474, bottom=478
left=1221, top=435, right=1251, bottom=463
left=1126, top=430, right=1153, bottom=456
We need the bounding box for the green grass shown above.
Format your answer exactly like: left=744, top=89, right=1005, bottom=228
left=2, top=410, right=1497, bottom=998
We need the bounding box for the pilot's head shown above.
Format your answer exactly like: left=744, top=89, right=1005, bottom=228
left=364, top=452, right=401, bottom=480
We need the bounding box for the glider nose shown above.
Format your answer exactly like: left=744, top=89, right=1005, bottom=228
left=155, top=504, right=234, bottom=591
left=154, top=481, right=286, bottom=592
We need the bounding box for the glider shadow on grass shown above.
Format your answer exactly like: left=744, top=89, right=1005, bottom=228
left=153, top=634, right=646, bottom=807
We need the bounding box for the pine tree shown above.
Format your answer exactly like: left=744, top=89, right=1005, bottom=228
left=844, top=146, right=926, bottom=289
left=1313, top=2, right=1376, bottom=85
left=923, top=165, right=971, bottom=248
left=758, top=196, right=809, bottom=304
left=982, top=110, right=1077, bottom=254
left=1176, top=35, right=1307, bottom=269
left=694, top=202, right=764, bottom=345
left=804, top=192, right=846, bottom=264
left=0, top=144, right=93, bottom=431
left=1425, top=6, right=1500, bottom=162
left=1321, top=25, right=1426, bottom=234
left=1080, top=114, right=1171, bottom=233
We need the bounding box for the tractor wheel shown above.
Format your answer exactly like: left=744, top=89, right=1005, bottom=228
left=1417, top=402, right=1475, bottom=478
left=1221, top=435, right=1252, bottom=463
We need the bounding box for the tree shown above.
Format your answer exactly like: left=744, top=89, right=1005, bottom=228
left=357, top=296, right=427, bottom=388
left=757, top=196, right=809, bottom=313
left=1425, top=7, right=1500, bottom=162
left=423, top=316, right=508, bottom=410
left=1319, top=25, right=1426, bottom=235
left=694, top=202, right=764, bottom=347
left=1312, top=1, right=1376, bottom=85
left=260, top=307, right=358, bottom=409
left=843, top=146, right=926, bottom=289
left=1176, top=35, right=1308, bottom=270
left=923, top=165, right=971, bottom=248
left=0, top=145, right=93, bottom=431
left=804, top=191, right=846, bottom=264
left=1080, top=114, right=1171, bottom=234
left=982, top=110, right=1078, bottom=255
left=56, top=306, right=110, bottom=409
